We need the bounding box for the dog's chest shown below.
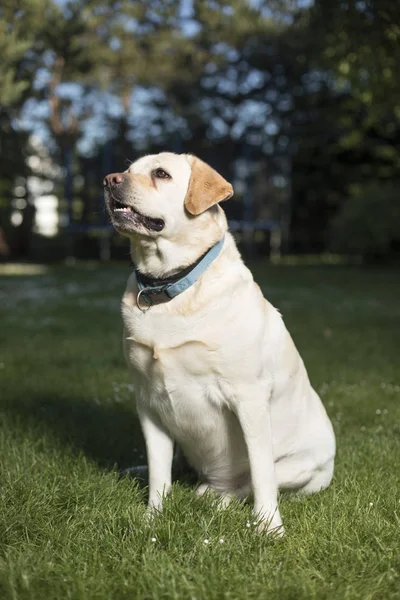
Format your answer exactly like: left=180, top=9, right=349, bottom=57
left=124, top=306, right=213, bottom=369
left=122, top=303, right=225, bottom=415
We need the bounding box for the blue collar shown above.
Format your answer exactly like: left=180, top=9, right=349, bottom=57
left=135, top=236, right=225, bottom=312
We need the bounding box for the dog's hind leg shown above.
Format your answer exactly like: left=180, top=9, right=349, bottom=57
left=275, top=455, right=334, bottom=495
left=297, top=457, right=334, bottom=495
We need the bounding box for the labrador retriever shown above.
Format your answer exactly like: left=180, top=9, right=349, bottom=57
left=103, top=152, right=336, bottom=535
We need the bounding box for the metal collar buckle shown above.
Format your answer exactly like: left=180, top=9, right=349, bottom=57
left=136, top=288, right=153, bottom=313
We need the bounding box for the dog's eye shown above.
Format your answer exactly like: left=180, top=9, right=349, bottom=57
left=152, top=168, right=171, bottom=180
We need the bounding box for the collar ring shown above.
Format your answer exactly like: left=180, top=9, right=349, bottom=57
left=137, top=288, right=152, bottom=313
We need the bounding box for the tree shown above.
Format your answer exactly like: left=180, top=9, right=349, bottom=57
left=297, top=0, right=400, bottom=255
left=308, top=1, right=400, bottom=119
left=302, top=1, right=400, bottom=180
left=0, top=0, right=50, bottom=257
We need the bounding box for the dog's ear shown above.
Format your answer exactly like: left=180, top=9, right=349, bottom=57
left=184, top=156, right=233, bottom=216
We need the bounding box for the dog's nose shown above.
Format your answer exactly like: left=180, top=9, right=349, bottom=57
left=103, top=173, right=124, bottom=187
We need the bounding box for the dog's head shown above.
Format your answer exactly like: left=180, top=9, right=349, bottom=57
left=103, top=153, right=233, bottom=241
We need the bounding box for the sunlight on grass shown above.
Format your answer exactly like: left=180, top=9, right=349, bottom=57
left=0, top=263, right=50, bottom=276
left=269, top=253, right=362, bottom=266
left=0, top=264, right=399, bottom=600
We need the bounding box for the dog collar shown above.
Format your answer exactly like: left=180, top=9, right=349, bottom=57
left=135, top=236, right=225, bottom=312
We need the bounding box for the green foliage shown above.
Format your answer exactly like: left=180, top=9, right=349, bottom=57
left=304, top=0, right=400, bottom=173
left=330, top=182, right=400, bottom=256
left=0, top=0, right=50, bottom=107
left=308, top=0, right=400, bottom=119
left=0, top=24, right=31, bottom=107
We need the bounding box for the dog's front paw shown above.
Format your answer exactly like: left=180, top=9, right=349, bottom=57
left=145, top=498, right=164, bottom=522
left=254, top=509, right=285, bottom=537
left=257, top=517, right=285, bottom=537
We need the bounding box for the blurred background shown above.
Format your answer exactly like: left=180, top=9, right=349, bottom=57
left=1, top=0, right=399, bottom=264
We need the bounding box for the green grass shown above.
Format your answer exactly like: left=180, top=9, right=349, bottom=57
left=0, top=262, right=399, bottom=600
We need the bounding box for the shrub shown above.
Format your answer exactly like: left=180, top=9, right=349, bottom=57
left=330, top=182, right=400, bottom=257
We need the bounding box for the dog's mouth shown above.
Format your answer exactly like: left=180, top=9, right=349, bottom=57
left=107, top=195, right=165, bottom=233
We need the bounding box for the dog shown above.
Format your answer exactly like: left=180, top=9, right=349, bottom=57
left=104, top=152, right=336, bottom=535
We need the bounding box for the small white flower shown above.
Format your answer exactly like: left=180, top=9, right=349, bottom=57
left=246, top=522, right=251, bottom=528
left=204, top=539, right=209, bottom=544
left=151, top=537, right=157, bottom=542
left=376, top=409, right=381, bottom=415
left=253, top=521, right=258, bottom=526
left=369, top=502, right=374, bottom=507
left=219, top=538, right=224, bottom=544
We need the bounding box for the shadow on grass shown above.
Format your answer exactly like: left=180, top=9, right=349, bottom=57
left=3, top=392, right=144, bottom=471
left=2, top=392, right=197, bottom=484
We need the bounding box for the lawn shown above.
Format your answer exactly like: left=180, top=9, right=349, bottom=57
left=0, top=261, right=399, bottom=600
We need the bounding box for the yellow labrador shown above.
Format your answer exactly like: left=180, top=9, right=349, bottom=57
left=104, top=153, right=335, bottom=535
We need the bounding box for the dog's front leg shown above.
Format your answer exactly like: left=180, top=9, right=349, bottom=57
left=234, top=384, right=284, bottom=536
left=137, top=401, right=174, bottom=512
